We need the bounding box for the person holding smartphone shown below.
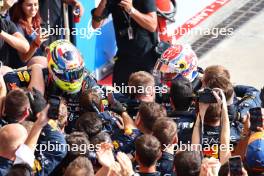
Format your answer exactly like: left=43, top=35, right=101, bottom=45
left=238, top=107, right=264, bottom=142
left=10, top=0, right=48, bottom=68
left=232, top=108, right=264, bottom=167
left=228, top=108, right=264, bottom=176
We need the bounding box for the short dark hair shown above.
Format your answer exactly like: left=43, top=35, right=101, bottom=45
left=174, top=151, right=201, bottom=176
left=90, top=131, right=112, bottom=146
left=76, top=112, right=103, bottom=137
left=4, top=89, right=30, bottom=121
left=64, top=156, right=94, bottom=176
left=66, top=131, right=90, bottom=156
left=170, top=77, right=193, bottom=111
left=218, top=161, right=229, bottom=176
left=80, top=89, right=101, bottom=113
left=204, top=103, right=221, bottom=125
left=152, top=118, right=177, bottom=148
left=135, top=134, right=161, bottom=167
left=6, top=163, right=32, bottom=176
left=138, top=102, right=167, bottom=132
left=53, top=132, right=90, bottom=176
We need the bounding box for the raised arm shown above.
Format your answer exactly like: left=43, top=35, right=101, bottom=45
left=91, top=0, right=108, bottom=29
left=192, top=103, right=208, bottom=150
left=0, top=31, right=30, bottom=53
left=28, top=64, right=45, bottom=95
left=213, top=88, right=231, bottom=164
left=19, top=33, right=49, bottom=62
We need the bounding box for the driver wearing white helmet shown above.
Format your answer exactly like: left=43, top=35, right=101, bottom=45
left=153, top=44, right=202, bottom=92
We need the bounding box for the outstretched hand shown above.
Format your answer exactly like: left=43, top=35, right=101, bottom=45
left=199, top=157, right=221, bottom=176
left=96, top=143, right=115, bottom=168
left=212, top=88, right=227, bottom=107
left=108, top=93, right=126, bottom=115
left=35, top=104, right=50, bottom=128
left=116, top=152, right=135, bottom=176
left=119, top=0, right=133, bottom=13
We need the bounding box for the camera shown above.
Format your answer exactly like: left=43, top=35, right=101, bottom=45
left=249, top=107, right=263, bottom=132
left=47, top=96, right=61, bottom=120
left=229, top=156, right=243, bottom=176
left=27, top=88, right=47, bottom=121
left=198, top=88, right=218, bottom=104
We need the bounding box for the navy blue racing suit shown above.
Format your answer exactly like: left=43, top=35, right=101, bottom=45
left=228, top=85, right=262, bottom=144
left=156, top=152, right=175, bottom=176
left=168, top=110, right=196, bottom=144
left=111, top=128, right=142, bottom=155
left=233, top=85, right=262, bottom=119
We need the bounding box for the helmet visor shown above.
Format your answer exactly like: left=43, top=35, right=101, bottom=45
left=160, top=72, right=178, bottom=81
left=154, top=58, right=170, bottom=73
left=51, top=65, right=84, bottom=82
left=154, top=58, right=182, bottom=74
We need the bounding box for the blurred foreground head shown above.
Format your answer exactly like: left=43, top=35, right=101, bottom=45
left=0, top=0, right=18, bottom=14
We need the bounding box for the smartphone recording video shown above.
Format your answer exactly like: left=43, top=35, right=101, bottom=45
left=249, top=107, right=263, bottom=132
left=229, top=156, right=243, bottom=176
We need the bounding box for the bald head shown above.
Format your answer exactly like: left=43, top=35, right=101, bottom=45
left=0, top=124, right=28, bottom=159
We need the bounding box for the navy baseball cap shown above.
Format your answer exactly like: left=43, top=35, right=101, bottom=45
left=245, top=132, right=264, bottom=173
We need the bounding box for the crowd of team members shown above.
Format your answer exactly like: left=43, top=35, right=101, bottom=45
left=0, top=39, right=263, bottom=176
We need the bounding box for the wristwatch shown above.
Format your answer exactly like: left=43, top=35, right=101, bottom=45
left=91, top=8, right=104, bottom=22
left=127, top=7, right=135, bottom=15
